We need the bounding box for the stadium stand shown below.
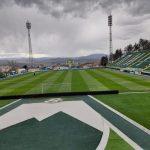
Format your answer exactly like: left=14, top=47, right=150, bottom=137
left=109, top=51, right=150, bottom=74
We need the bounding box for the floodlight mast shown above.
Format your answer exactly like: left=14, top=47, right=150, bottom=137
left=26, top=20, right=33, bottom=67
left=108, top=14, right=113, bottom=62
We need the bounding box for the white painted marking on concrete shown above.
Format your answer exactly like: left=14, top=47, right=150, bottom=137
left=44, top=98, right=63, bottom=103
left=96, top=121, right=110, bottom=150
left=0, top=101, right=103, bottom=132
left=0, top=99, right=21, bottom=110
left=88, top=95, right=143, bottom=150
left=0, top=99, right=110, bottom=150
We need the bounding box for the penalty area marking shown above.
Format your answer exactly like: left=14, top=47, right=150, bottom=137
left=0, top=99, right=21, bottom=110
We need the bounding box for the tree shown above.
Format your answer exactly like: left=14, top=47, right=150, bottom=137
left=139, top=39, right=150, bottom=51
left=113, top=49, right=123, bottom=60
left=133, top=43, right=140, bottom=51
left=100, top=56, right=108, bottom=67
left=23, top=65, right=28, bottom=70
left=7, top=60, right=17, bottom=72
left=0, top=72, right=6, bottom=78
left=124, top=44, right=133, bottom=53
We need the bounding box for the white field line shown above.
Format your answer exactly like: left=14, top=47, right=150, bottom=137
left=0, top=99, right=21, bottom=110
left=88, top=95, right=150, bottom=149
left=104, top=118, right=142, bottom=150
left=119, top=91, right=150, bottom=94
left=88, top=95, right=150, bottom=135
left=96, top=120, right=110, bottom=150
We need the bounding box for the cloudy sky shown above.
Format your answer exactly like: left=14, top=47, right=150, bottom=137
left=0, top=0, right=150, bottom=58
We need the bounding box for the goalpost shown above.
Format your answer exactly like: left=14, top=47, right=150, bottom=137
left=41, top=83, right=72, bottom=94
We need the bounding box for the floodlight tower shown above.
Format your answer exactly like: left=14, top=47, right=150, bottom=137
left=26, top=20, right=33, bottom=67
left=108, top=14, right=113, bottom=62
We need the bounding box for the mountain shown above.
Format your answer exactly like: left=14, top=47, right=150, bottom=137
left=0, top=53, right=107, bottom=66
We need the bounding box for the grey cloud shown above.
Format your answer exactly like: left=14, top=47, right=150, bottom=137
left=99, top=0, right=150, bottom=16
left=0, top=0, right=14, bottom=8
left=0, top=0, right=150, bottom=58
left=13, top=0, right=101, bottom=18
left=14, top=0, right=44, bottom=7
left=117, top=14, right=150, bottom=26
left=126, top=0, right=150, bottom=16
left=116, top=26, right=143, bottom=40
left=1, top=0, right=150, bottom=18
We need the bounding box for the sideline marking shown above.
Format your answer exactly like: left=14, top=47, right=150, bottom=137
left=103, top=118, right=142, bottom=150
left=119, top=91, right=150, bottom=94
left=0, top=99, right=21, bottom=110
left=88, top=95, right=150, bottom=150
left=88, top=95, right=150, bottom=135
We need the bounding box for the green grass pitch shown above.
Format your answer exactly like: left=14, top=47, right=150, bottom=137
left=0, top=68, right=149, bottom=96
left=0, top=68, right=150, bottom=129
left=0, top=68, right=149, bottom=149
left=106, top=130, right=133, bottom=150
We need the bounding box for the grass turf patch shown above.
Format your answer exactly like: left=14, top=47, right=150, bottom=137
left=71, top=70, right=89, bottom=92
left=101, top=69, right=150, bottom=87
left=95, top=92, right=150, bottom=129
left=106, top=130, right=133, bottom=150
left=87, top=69, right=129, bottom=91
left=0, top=69, right=149, bottom=97
left=96, top=69, right=150, bottom=91
left=0, top=100, right=14, bottom=108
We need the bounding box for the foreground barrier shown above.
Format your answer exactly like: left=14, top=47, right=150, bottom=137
left=0, top=90, right=119, bottom=100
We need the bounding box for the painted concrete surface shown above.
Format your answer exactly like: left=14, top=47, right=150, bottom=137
left=0, top=99, right=110, bottom=150
left=1, top=95, right=149, bottom=149
left=0, top=101, right=104, bottom=131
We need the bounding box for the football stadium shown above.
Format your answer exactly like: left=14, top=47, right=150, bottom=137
left=0, top=68, right=150, bottom=150
left=0, top=1, right=150, bottom=150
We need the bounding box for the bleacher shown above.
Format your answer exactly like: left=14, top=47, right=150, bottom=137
left=144, top=65, right=150, bottom=71
left=110, top=51, right=150, bottom=72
